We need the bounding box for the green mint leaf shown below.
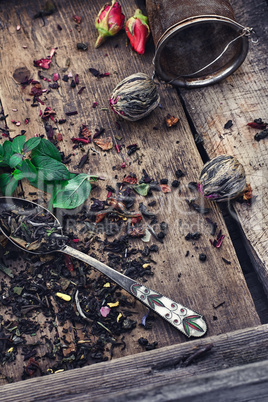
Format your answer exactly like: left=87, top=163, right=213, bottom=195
left=3, top=140, right=13, bottom=159
left=11, top=135, right=26, bottom=154
left=0, top=173, right=18, bottom=196
left=31, top=155, right=70, bottom=181
left=13, top=160, right=37, bottom=182
left=52, top=174, right=91, bottom=209
left=9, top=153, right=23, bottom=169
left=133, top=183, right=150, bottom=196
left=31, top=138, right=61, bottom=161
left=23, top=137, right=41, bottom=153
left=0, top=154, right=9, bottom=168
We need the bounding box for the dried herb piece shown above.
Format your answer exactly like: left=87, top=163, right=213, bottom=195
left=224, top=120, right=233, bottom=129
left=89, top=68, right=110, bottom=78
left=94, top=137, right=113, bottom=151
left=186, top=200, right=210, bottom=215
left=175, top=169, right=185, bottom=179
left=185, top=232, right=201, bottom=241
left=77, top=43, right=88, bottom=51
left=133, top=183, right=150, bottom=196
left=127, top=144, right=139, bottom=156
left=254, top=129, right=268, bottom=142
left=165, top=114, right=179, bottom=127
left=199, top=253, right=207, bottom=262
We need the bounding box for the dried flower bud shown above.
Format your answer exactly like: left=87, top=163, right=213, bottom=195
left=198, top=155, right=247, bottom=202
left=109, top=72, right=160, bottom=121
left=125, top=9, right=150, bottom=55
left=95, top=0, right=125, bottom=48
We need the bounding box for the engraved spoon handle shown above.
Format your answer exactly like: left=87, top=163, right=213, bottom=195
left=63, top=245, right=207, bottom=338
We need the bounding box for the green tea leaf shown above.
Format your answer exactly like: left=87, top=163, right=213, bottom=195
left=13, top=286, right=23, bottom=296
left=11, top=135, right=26, bottom=154
left=0, top=263, right=14, bottom=278
left=9, top=153, right=23, bottom=169
left=23, top=137, right=41, bottom=153
left=53, top=174, right=91, bottom=209
left=0, top=173, right=18, bottom=196
left=31, top=155, right=70, bottom=181
left=133, top=183, right=150, bottom=196
left=13, top=160, right=37, bottom=182
left=31, top=138, right=61, bottom=161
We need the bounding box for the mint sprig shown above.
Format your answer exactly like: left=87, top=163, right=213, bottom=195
left=0, top=136, right=98, bottom=209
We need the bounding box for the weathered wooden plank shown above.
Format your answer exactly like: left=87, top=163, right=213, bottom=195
left=0, top=0, right=262, bottom=383
left=179, top=0, right=268, bottom=292
left=108, top=360, right=268, bottom=402
left=0, top=324, right=267, bottom=401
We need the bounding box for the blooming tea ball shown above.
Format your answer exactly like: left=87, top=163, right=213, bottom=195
left=199, top=155, right=247, bottom=202
left=109, top=72, right=160, bottom=121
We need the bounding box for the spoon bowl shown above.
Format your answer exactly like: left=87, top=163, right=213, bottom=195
left=0, top=196, right=207, bottom=338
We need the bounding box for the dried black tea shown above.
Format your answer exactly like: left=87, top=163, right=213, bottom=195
left=0, top=200, right=67, bottom=253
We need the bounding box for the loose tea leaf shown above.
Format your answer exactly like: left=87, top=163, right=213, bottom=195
left=0, top=201, right=66, bottom=252
left=133, top=183, right=150, bottom=196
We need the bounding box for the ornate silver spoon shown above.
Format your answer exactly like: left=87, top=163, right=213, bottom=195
left=0, top=197, right=207, bottom=338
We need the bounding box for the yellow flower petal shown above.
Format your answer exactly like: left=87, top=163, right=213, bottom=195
left=142, top=263, right=150, bottom=268
left=56, top=292, right=71, bottom=302
left=117, top=313, right=123, bottom=323
left=107, top=301, right=119, bottom=308
left=103, top=282, right=111, bottom=288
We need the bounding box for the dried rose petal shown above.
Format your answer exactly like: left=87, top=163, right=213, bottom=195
left=100, top=306, right=111, bottom=317
left=77, top=86, right=86, bottom=95
left=34, top=58, right=52, bottom=69
left=123, top=174, right=137, bottom=184
left=71, top=137, right=90, bottom=144
left=73, top=15, right=82, bottom=24
left=81, top=126, right=91, bottom=138
left=160, top=184, right=171, bottom=193
left=94, top=136, right=113, bottom=150
left=53, top=73, right=59, bottom=82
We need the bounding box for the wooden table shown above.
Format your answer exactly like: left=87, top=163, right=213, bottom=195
left=0, top=0, right=267, bottom=400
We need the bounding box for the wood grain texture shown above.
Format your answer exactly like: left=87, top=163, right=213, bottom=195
left=0, top=324, right=267, bottom=401
left=179, top=0, right=268, bottom=292
left=0, top=0, right=262, bottom=384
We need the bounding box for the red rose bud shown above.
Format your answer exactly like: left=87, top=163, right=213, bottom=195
left=95, top=0, right=125, bottom=48
left=125, top=9, right=150, bottom=55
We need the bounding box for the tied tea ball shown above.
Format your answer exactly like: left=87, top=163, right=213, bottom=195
left=199, top=155, right=247, bottom=202
left=109, top=72, right=160, bottom=121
